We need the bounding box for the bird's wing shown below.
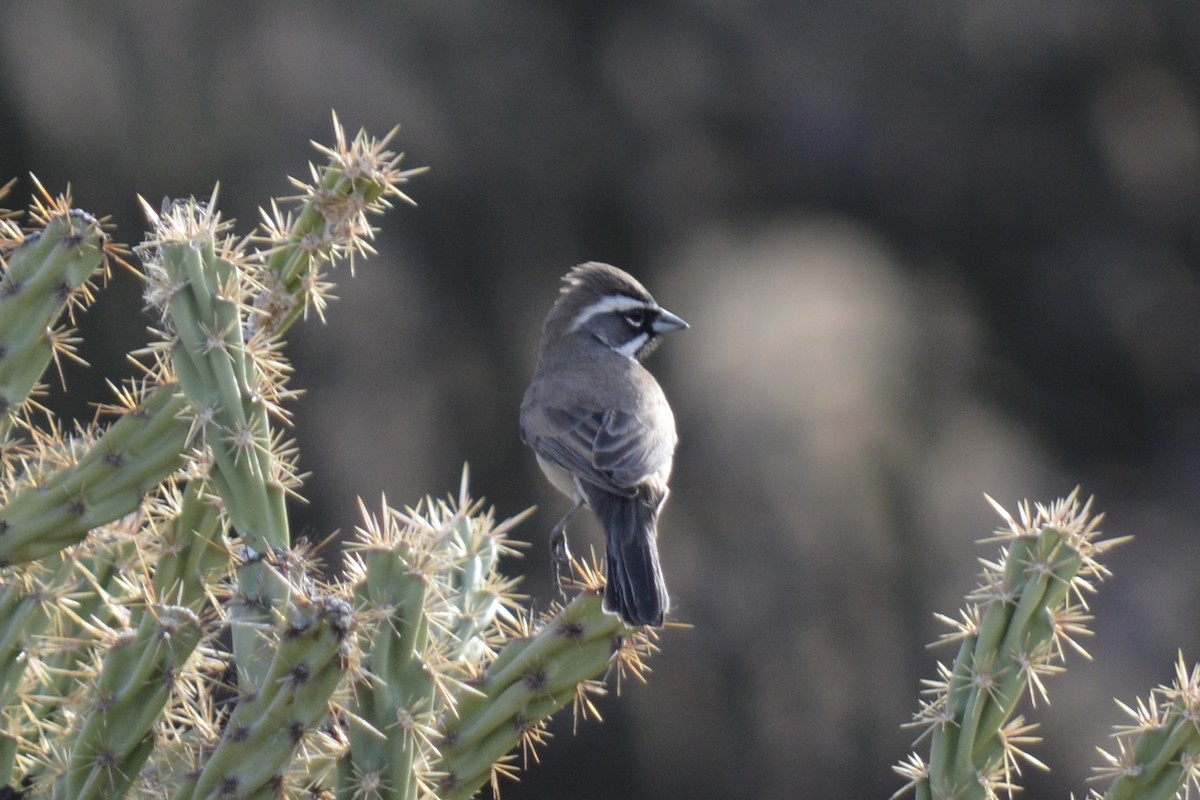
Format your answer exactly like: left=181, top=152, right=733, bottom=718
left=523, top=404, right=669, bottom=496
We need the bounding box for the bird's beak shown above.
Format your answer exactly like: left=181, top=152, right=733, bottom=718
left=653, top=307, right=689, bottom=333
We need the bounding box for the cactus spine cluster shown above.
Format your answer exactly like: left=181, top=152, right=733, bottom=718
left=0, top=116, right=655, bottom=800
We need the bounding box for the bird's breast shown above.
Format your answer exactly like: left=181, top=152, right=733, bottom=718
left=535, top=454, right=585, bottom=503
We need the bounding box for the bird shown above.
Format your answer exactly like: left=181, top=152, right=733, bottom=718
left=520, top=262, right=688, bottom=627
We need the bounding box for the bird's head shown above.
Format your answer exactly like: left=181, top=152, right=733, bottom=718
left=541, top=262, right=688, bottom=362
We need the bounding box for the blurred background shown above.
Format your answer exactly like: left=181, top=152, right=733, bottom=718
left=3, top=1, right=1200, bottom=797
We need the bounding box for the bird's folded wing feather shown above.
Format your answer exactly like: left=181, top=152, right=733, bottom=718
left=523, top=404, right=668, bottom=497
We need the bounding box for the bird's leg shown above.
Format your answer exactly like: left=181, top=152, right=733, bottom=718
left=549, top=498, right=583, bottom=595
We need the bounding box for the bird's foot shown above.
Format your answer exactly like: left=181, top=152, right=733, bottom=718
left=548, top=500, right=583, bottom=597
left=549, top=527, right=572, bottom=597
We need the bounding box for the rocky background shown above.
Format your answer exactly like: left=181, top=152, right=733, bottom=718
left=3, top=2, right=1200, bottom=797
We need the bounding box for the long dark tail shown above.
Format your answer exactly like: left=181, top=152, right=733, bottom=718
left=585, top=482, right=669, bottom=627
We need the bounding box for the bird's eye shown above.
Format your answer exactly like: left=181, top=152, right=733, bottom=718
left=624, top=309, right=647, bottom=327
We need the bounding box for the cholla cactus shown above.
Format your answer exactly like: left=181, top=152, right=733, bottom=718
left=1087, top=654, right=1200, bottom=800
left=894, top=492, right=1200, bottom=800
left=337, top=480, right=654, bottom=800
left=894, top=491, right=1122, bottom=799
left=0, top=115, right=657, bottom=800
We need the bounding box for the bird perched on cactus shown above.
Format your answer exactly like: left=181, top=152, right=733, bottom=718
left=520, top=262, right=688, bottom=627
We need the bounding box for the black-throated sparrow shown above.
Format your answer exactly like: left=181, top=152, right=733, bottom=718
left=520, top=262, right=688, bottom=627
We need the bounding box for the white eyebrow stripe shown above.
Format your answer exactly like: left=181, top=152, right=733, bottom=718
left=568, top=294, right=652, bottom=332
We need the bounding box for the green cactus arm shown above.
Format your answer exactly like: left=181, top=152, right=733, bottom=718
left=0, top=734, right=16, bottom=794
left=440, top=508, right=527, bottom=664
left=53, top=605, right=203, bottom=800
left=943, top=534, right=1081, bottom=789
left=338, top=543, right=439, bottom=800
left=144, top=222, right=288, bottom=553
left=1093, top=654, right=1200, bottom=800
left=0, top=533, right=144, bottom=762
left=134, top=119, right=424, bottom=555
left=228, top=555, right=298, bottom=696
left=0, top=194, right=111, bottom=435
left=179, top=592, right=351, bottom=800
left=254, top=113, right=426, bottom=339
left=0, top=557, right=68, bottom=709
left=135, top=117, right=427, bottom=746
left=0, top=385, right=189, bottom=566
left=149, top=477, right=230, bottom=609
left=335, top=481, right=536, bottom=800
left=433, top=591, right=643, bottom=800
left=897, top=491, right=1122, bottom=800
